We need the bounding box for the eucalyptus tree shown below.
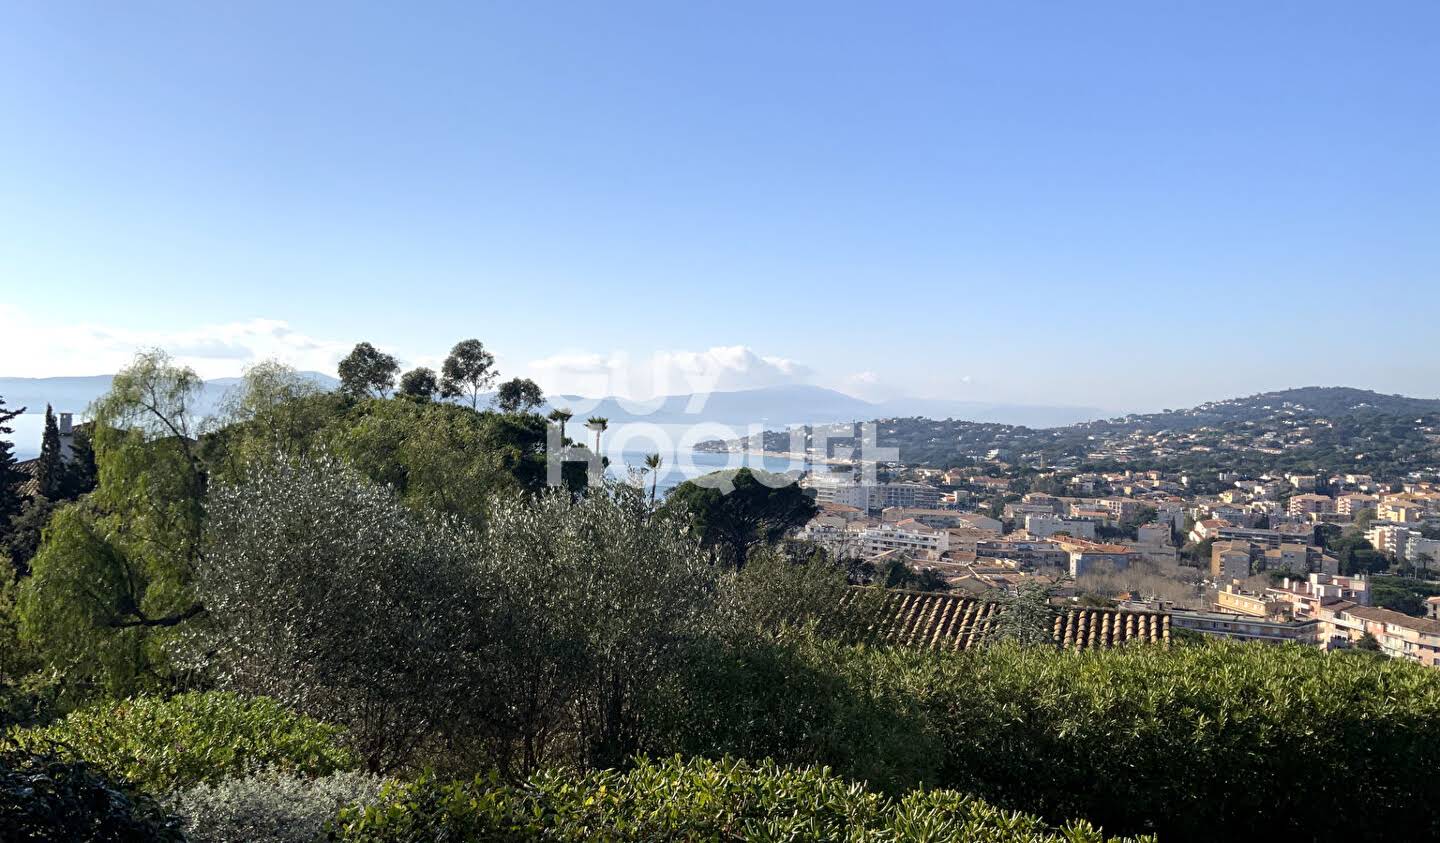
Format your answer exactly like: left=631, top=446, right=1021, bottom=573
left=439, top=339, right=498, bottom=409
left=337, top=342, right=398, bottom=398
left=398, top=366, right=439, bottom=401
left=495, top=377, right=544, bottom=414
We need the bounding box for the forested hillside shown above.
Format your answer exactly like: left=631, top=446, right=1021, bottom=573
left=705, top=387, right=1440, bottom=477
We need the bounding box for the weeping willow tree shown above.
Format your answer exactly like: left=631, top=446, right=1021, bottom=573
left=18, top=350, right=209, bottom=698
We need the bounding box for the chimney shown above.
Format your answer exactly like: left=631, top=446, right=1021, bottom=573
left=59, top=412, right=73, bottom=435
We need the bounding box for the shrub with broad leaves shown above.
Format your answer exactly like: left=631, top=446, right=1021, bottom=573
left=331, top=755, right=1151, bottom=842
left=0, top=748, right=184, bottom=842
left=9, top=691, right=356, bottom=793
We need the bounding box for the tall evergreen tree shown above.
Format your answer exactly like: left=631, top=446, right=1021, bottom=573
left=61, top=425, right=98, bottom=500
left=36, top=404, right=63, bottom=499
left=0, top=394, right=27, bottom=533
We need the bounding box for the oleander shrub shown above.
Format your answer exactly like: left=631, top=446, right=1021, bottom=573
left=0, top=748, right=184, bottom=842
left=9, top=691, right=356, bottom=792
left=330, top=755, right=1151, bottom=842
left=169, top=769, right=385, bottom=843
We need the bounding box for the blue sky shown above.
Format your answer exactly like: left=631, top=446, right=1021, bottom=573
left=1, top=1, right=1437, bottom=411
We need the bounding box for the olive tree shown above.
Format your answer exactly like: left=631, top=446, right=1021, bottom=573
left=186, top=455, right=482, bottom=773
left=189, top=457, right=722, bottom=777
left=458, top=484, right=719, bottom=773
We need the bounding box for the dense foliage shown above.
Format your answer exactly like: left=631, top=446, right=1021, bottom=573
left=11, top=354, right=582, bottom=707
left=332, top=755, right=1150, bottom=842
left=9, top=692, right=355, bottom=792
left=1369, top=575, right=1440, bottom=616
left=687, top=635, right=1440, bottom=842
left=186, top=456, right=751, bottom=775
left=167, top=769, right=384, bottom=843
left=0, top=749, right=184, bottom=842
left=665, top=467, right=817, bottom=568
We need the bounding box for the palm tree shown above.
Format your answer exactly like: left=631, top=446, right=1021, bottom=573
left=644, top=452, right=663, bottom=503
left=548, top=408, right=573, bottom=446
left=586, top=416, right=608, bottom=454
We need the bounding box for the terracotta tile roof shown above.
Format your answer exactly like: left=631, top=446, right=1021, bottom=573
left=840, top=588, right=1170, bottom=650
left=12, top=458, right=40, bottom=498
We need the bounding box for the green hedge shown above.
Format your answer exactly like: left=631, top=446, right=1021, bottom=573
left=7, top=691, right=356, bottom=792
left=677, top=637, right=1440, bottom=841
left=331, top=755, right=1149, bottom=842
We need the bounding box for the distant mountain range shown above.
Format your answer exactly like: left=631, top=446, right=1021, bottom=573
left=0, top=376, right=1103, bottom=429
left=4, top=375, right=1435, bottom=463
left=543, top=385, right=1105, bottom=428
left=0, top=372, right=342, bottom=419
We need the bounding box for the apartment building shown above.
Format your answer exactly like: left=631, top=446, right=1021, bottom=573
left=1288, top=493, right=1335, bottom=518
left=858, top=521, right=950, bottom=558
left=805, top=476, right=940, bottom=513
left=1215, top=582, right=1289, bottom=619
left=1378, top=499, right=1426, bottom=524
left=1007, top=502, right=1064, bottom=522
left=1211, top=541, right=1252, bottom=581
left=1098, top=497, right=1148, bottom=521
left=1318, top=603, right=1440, bottom=667
left=1169, top=609, right=1320, bottom=645
left=1020, top=492, right=1064, bottom=513
left=881, top=507, right=1001, bottom=533
left=1024, top=513, right=1097, bottom=540
left=1055, top=538, right=1133, bottom=578
left=1337, top=493, right=1379, bottom=516
left=1265, top=573, right=1370, bottom=619
left=974, top=539, right=1069, bottom=569
left=1286, top=473, right=1319, bottom=491
left=1068, top=504, right=1115, bottom=523
left=1214, top=523, right=1315, bottom=549
left=1406, top=535, right=1440, bottom=567
left=1367, top=523, right=1414, bottom=558
left=1135, top=523, right=1173, bottom=546
left=1261, top=543, right=1311, bottom=574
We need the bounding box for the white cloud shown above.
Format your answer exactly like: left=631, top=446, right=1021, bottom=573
left=527, top=345, right=813, bottom=399
left=0, top=305, right=827, bottom=405
left=843, top=369, right=899, bottom=401
left=0, top=305, right=359, bottom=379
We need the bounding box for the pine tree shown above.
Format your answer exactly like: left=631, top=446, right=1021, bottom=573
left=36, top=404, right=63, bottom=500
left=0, top=394, right=27, bottom=534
